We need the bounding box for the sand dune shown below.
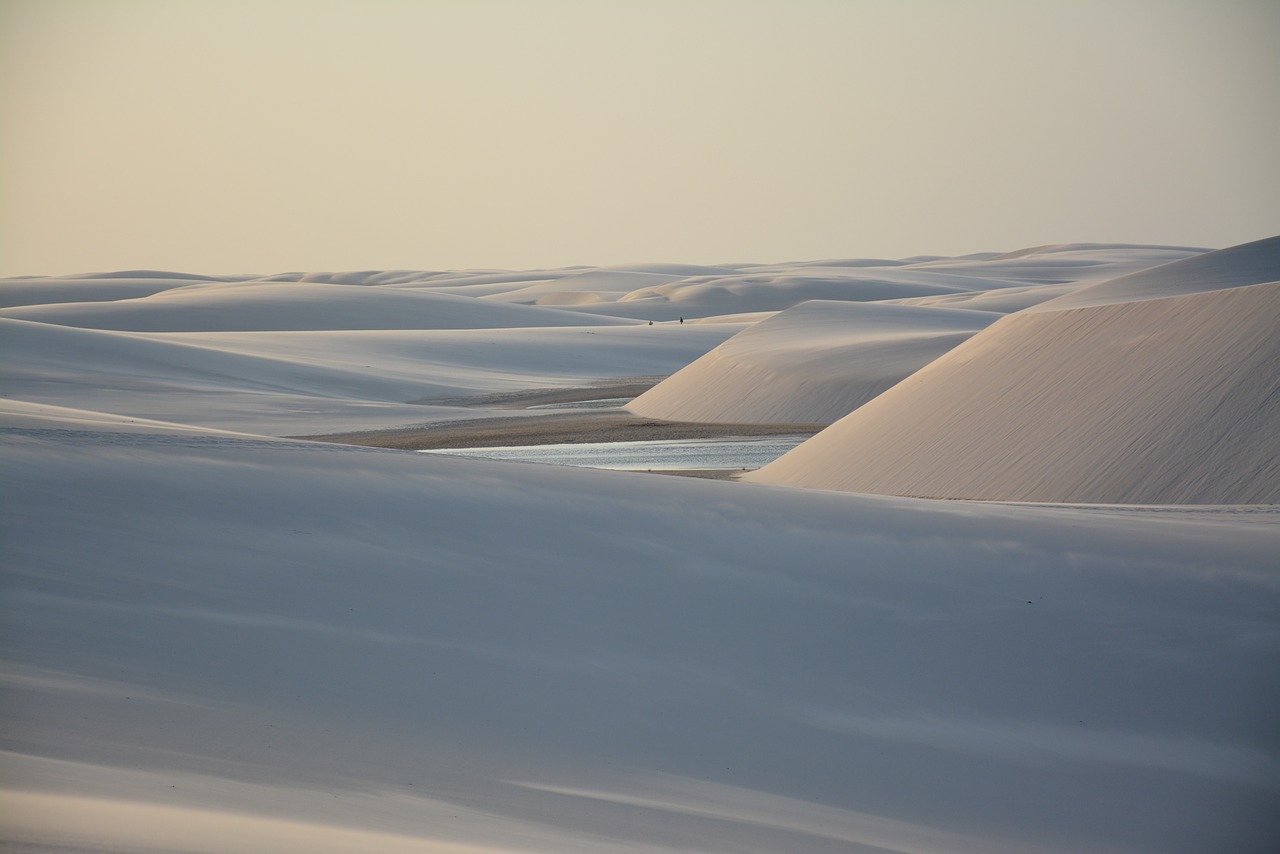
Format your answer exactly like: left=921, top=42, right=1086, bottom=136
left=883, top=245, right=1206, bottom=312
left=832, top=247, right=1183, bottom=283
left=750, top=240, right=1280, bottom=503
left=626, top=246, right=1205, bottom=427
left=3, top=242, right=1277, bottom=853
left=578, top=247, right=1203, bottom=321
left=1029, top=234, right=1280, bottom=310
left=0, top=316, right=467, bottom=400
left=611, top=267, right=993, bottom=314
left=628, top=300, right=998, bottom=424
left=0, top=281, right=632, bottom=332
left=0, top=273, right=243, bottom=308
left=887, top=282, right=1082, bottom=313
left=983, top=241, right=1208, bottom=260
left=481, top=269, right=691, bottom=306
left=0, top=317, right=739, bottom=434
left=4, top=401, right=1276, bottom=853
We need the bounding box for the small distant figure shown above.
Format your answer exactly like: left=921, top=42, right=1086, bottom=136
left=648, top=320, right=653, bottom=325
left=679, top=316, right=683, bottom=324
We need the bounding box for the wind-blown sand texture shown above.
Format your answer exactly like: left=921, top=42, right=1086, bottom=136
left=749, top=238, right=1280, bottom=504
left=3, top=242, right=1278, bottom=853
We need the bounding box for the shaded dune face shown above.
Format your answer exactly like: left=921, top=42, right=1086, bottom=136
left=749, top=238, right=1280, bottom=504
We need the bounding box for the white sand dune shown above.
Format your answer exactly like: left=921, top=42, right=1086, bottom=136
left=750, top=239, right=1280, bottom=504
left=0, top=317, right=460, bottom=399
left=887, top=282, right=1083, bottom=313
left=885, top=245, right=1206, bottom=312
left=0, top=317, right=739, bottom=434
left=606, top=267, right=999, bottom=317
left=0, top=273, right=242, bottom=309
left=3, top=401, right=1277, bottom=854
left=481, top=269, right=691, bottom=306
left=3, top=243, right=1278, bottom=853
left=576, top=247, right=1203, bottom=322
left=0, top=281, right=632, bottom=332
left=628, top=300, right=998, bottom=425
left=922, top=242, right=1205, bottom=273
left=625, top=246, right=1204, bottom=427
left=1028, top=234, right=1280, bottom=310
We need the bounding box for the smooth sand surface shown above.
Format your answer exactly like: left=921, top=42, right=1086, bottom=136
left=6, top=398, right=1277, bottom=854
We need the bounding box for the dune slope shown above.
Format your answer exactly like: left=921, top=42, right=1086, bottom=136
left=3, top=401, right=1278, bottom=853
left=628, top=300, right=998, bottom=425
left=0, top=317, right=737, bottom=434
left=749, top=278, right=1280, bottom=503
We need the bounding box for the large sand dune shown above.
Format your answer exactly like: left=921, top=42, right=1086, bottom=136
left=0, top=316, right=739, bottom=434
left=749, top=239, right=1280, bottom=503
left=628, top=300, right=998, bottom=424
left=3, top=242, right=1277, bottom=853
left=625, top=245, right=1206, bottom=427
left=4, top=400, right=1277, bottom=854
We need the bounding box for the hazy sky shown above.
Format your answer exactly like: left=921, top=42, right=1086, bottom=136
left=2, top=0, right=1277, bottom=276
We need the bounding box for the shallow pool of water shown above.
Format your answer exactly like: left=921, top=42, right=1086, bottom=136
left=420, top=435, right=809, bottom=471
left=525, top=398, right=632, bottom=411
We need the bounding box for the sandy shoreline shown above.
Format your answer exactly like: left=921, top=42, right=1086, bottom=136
left=297, top=381, right=823, bottom=453
left=299, top=409, right=822, bottom=451
left=411, top=378, right=664, bottom=409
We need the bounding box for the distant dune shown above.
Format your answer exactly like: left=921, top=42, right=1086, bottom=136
left=1029, top=234, right=1280, bottom=310
left=0, top=281, right=633, bottom=331
left=749, top=238, right=1280, bottom=504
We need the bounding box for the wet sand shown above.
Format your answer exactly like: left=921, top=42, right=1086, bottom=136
left=301, top=409, right=822, bottom=451
left=298, top=382, right=822, bottom=481
left=410, top=379, right=663, bottom=409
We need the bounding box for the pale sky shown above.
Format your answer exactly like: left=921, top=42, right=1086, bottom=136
left=2, top=0, right=1277, bottom=276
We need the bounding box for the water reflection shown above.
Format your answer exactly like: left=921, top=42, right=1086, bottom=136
left=525, top=398, right=632, bottom=411
left=421, top=435, right=809, bottom=471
